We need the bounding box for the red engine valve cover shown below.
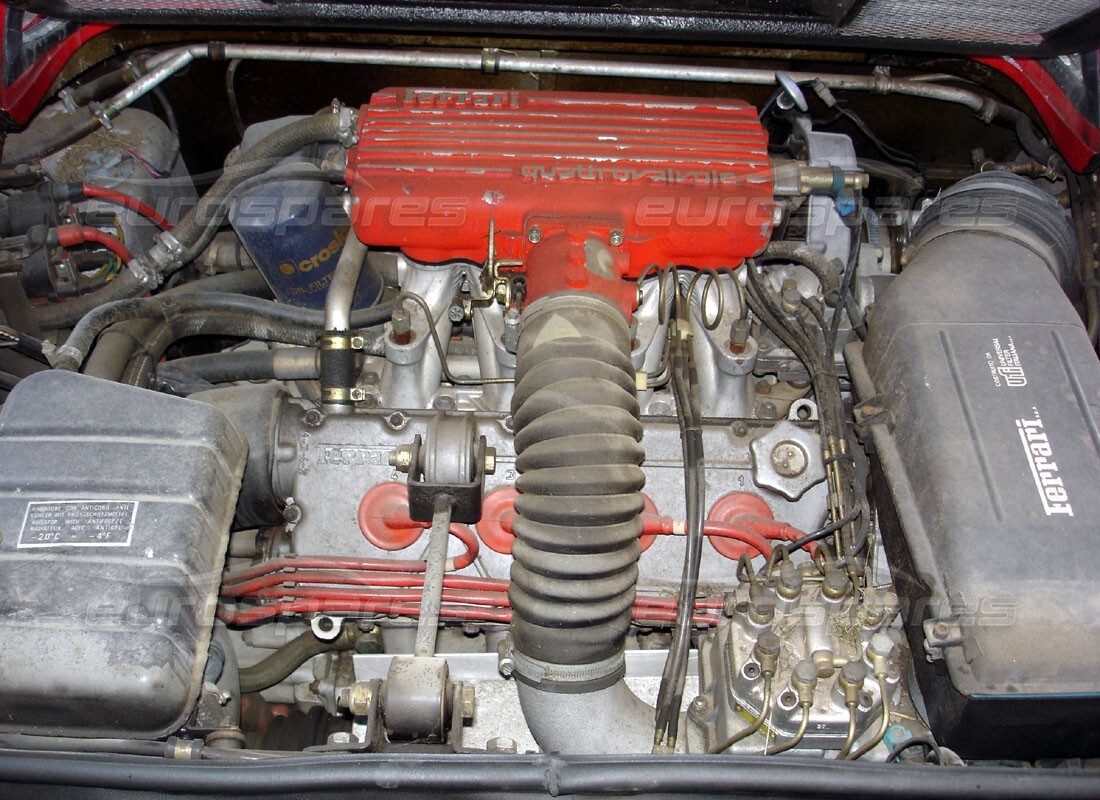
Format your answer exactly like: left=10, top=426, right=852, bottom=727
left=347, top=88, right=776, bottom=275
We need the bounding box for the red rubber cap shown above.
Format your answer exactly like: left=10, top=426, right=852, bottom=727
left=478, top=487, right=520, bottom=554
left=358, top=482, right=424, bottom=550
left=707, top=491, right=774, bottom=560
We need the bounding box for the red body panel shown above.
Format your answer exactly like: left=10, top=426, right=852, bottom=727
left=0, top=9, right=110, bottom=125
left=347, top=88, right=777, bottom=276
left=975, top=56, right=1100, bottom=173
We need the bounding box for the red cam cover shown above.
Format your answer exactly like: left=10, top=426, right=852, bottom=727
left=347, top=88, right=776, bottom=275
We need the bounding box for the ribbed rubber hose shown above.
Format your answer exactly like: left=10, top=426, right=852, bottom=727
left=508, top=293, right=645, bottom=690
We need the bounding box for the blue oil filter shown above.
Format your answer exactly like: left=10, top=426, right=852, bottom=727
left=229, top=118, right=381, bottom=310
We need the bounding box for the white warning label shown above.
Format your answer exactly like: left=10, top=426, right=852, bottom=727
left=985, top=336, right=1027, bottom=388
left=17, top=501, right=137, bottom=548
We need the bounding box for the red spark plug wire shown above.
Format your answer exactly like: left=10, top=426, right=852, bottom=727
left=476, top=489, right=806, bottom=559
left=53, top=224, right=134, bottom=263
left=81, top=182, right=173, bottom=231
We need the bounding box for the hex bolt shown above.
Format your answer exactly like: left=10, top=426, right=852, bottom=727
left=791, top=658, right=819, bottom=705
left=391, top=304, right=413, bottom=345
left=345, top=682, right=374, bottom=715
left=609, top=229, right=624, bottom=247
left=770, top=441, right=808, bottom=478
left=390, top=444, right=414, bottom=473
left=502, top=307, right=521, bottom=353
left=487, top=736, right=518, bottom=754
left=839, top=660, right=868, bottom=706
left=867, top=632, right=896, bottom=676
left=729, top=318, right=751, bottom=354
left=869, top=632, right=895, bottom=659
left=327, top=732, right=353, bottom=745
left=748, top=582, right=776, bottom=625
left=822, top=565, right=852, bottom=600
left=484, top=447, right=497, bottom=475
left=753, top=630, right=782, bottom=676
left=777, top=562, right=804, bottom=600
left=460, top=685, right=476, bottom=721
left=527, top=226, right=542, bottom=244
left=282, top=502, right=302, bottom=525
left=448, top=303, right=466, bottom=324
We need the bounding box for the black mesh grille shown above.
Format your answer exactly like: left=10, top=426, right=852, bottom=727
left=844, top=0, right=1094, bottom=44
left=12, top=0, right=1100, bottom=55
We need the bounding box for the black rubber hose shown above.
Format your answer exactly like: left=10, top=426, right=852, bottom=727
left=4, top=751, right=1100, bottom=796
left=83, top=270, right=273, bottom=381
left=210, top=624, right=241, bottom=731
left=157, top=349, right=277, bottom=388
left=906, top=172, right=1078, bottom=292
left=1, top=329, right=49, bottom=364
left=121, top=310, right=323, bottom=388
left=171, top=113, right=346, bottom=255
left=54, top=292, right=394, bottom=372
left=1013, top=110, right=1057, bottom=168
left=122, top=294, right=387, bottom=389
left=758, top=241, right=841, bottom=301
left=655, top=321, right=705, bottom=746
left=67, top=68, right=134, bottom=107
left=0, top=350, right=46, bottom=382
left=0, top=370, right=20, bottom=392
left=31, top=113, right=351, bottom=331
left=0, top=735, right=174, bottom=758
left=33, top=271, right=146, bottom=333
left=0, top=114, right=99, bottom=167
left=238, top=627, right=358, bottom=694
left=508, top=293, right=645, bottom=690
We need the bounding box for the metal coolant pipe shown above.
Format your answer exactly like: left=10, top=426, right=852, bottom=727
left=98, top=43, right=997, bottom=126
left=320, top=231, right=369, bottom=414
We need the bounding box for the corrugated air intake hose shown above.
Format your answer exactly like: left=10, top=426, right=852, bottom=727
left=508, top=292, right=657, bottom=753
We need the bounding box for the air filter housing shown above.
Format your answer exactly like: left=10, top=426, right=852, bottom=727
left=0, top=371, right=247, bottom=738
